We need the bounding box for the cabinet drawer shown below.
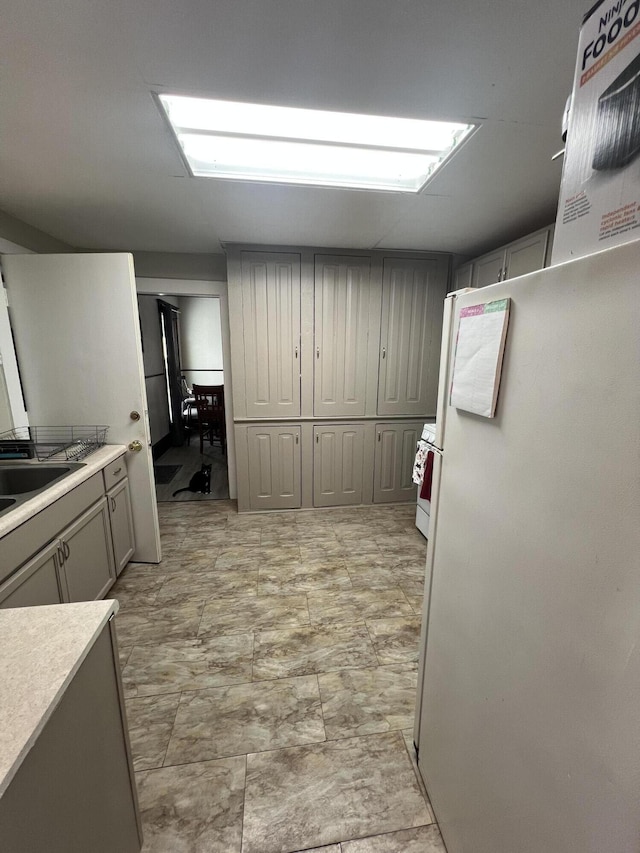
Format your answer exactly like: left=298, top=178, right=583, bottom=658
left=103, top=455, right=127, bottom=490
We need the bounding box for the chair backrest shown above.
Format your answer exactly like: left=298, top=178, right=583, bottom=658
left=192, top=384, right=224, bottom=421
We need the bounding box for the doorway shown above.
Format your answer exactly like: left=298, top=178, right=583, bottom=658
left=137, top=293, right=230, bottom=503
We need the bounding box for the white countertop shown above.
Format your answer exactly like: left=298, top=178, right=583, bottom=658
left=0, top=599, right=119, bottom=798
left=0, top=445, right=127, bottom=539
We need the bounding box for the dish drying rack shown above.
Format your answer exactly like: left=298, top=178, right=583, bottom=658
left=0, top=425, right=109, bottom=461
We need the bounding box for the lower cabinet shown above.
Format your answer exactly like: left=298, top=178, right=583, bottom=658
left=0, top=457, right=134, bottom=609
left=0, top=541, right=64, bottom=609
left=107, top=478, right=135, bottom=576
left=373, top=421, right=424, bottom=503
left=247, top=425, right=302, bottom=510
left=313, top=424, right=365, bottom=507
left=61, top=497, right=115, bottom=603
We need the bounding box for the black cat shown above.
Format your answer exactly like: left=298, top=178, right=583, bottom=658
left=172, top=463, right=212, bottom=496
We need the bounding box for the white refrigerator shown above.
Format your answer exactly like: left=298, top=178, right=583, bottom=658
left=413, top=239, right=640, bottom=853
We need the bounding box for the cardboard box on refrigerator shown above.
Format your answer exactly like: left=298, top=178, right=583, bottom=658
left=552, top=0, right=640, bottom=264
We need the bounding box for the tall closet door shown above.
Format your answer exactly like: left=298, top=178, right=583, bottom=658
left=313, top=424, right=365, bottom=507
left=247, top=425, right=301, bottom=510
left=241, top=252, right=301, bottom=418
left=314, top=255, right=370, bottom=416
left=377, top=258, right=446, bottom=417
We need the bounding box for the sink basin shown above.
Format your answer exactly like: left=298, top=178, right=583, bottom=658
left=0, top=497, right=17, bottom=514
left=0, top=465, right=80, bottom=496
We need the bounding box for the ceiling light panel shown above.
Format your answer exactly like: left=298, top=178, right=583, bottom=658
left=158, top=94, right=475, bottom=193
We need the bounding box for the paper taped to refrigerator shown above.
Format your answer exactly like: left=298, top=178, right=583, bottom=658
left=450, top=298, right=510, bottom=418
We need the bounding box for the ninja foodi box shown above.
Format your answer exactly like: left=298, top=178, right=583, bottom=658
left=552, top=0, right=640, bottom=263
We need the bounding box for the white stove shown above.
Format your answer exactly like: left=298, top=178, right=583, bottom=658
left=415, top=422, right=437, bottom=538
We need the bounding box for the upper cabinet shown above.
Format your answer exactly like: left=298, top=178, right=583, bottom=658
left=239, top=251, right=301, bottom=418
left=454, top=225, right=555, bottom=291
left=377, top=257, right=448, bottom=417
left=314, top=255, right=371, bottom=417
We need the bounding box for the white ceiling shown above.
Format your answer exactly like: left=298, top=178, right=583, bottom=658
left=0, top=0, right=588, bottom=257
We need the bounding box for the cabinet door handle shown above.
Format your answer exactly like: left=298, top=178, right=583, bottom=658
left=316, top=347, right=320, bottom=359
left=111, top=496, right=117, bottom=512
left=294, top=346, right=298, bottom=359
left=377, top=432, right=381, bottom=442
left=63, top=541, right=70, bottom=560
left=112, top=467, right=122, bottom=476
left=382, top=347, right=386, bottom=359
left=295, top=434, right=299, bottom=444
left=57, top=546, right=65, bottom=566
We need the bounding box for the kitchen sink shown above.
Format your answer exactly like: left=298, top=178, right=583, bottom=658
left=0, top=464, right=86, bottom=520
left=0, top=465, right=81, bottom=495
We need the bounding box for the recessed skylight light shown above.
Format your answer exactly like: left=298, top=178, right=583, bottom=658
left=157, top=94, right=476, bottom=193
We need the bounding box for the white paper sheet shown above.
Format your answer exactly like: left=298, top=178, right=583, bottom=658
left=450, top=298, right=510, bottom=418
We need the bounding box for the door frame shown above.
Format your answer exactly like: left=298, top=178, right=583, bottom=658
left=136, top=278, right=236, bottom=500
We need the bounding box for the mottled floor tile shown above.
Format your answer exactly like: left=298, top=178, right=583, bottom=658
left=367, top=617, right=422, bottom=665
left=333, top=522, right=382, bottom=541
left=188, top=527, right=262, bottom=547
left=158, top=548, right=219, bottom=573
left=165, top=675, right=326, bottom=765
left=318, top=664, right=418, bottom=739
left=198, top=594, right=310, bottom=636
left=155, top=569, right=258, bottom=604
left=137, top=758, right=245, bottom=853
left=259, top=559, right=352, bottom=595
left=114, top=602, right=204, bottom=647
left=400, top=585, right=424, bottom=615
left=242, top=732, right=431, bottom=853
left=125, top=692, right=181, bottom=770
left=290, top=847, right=340, bottom=853
left=307, top=588, right=414, bottom=625
left=122, top=633, right=254, bottom=697
left=401, top=729, right=436, bottom=821
left=341, top=825, right=444, bottom=853
left=375, top=535, right=426, bottom=558
left=215, top=545, right=298, bottom=571
left=118, top=644, right=133, bottom=669
left=299, top=541, right=346, bottom=560
left=253, top=624, right=377, bottom=680
left=110, top=569, right=167, bottom=608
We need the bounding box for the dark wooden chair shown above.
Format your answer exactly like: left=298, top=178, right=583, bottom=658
left=192, top=384, right=226, bottom=455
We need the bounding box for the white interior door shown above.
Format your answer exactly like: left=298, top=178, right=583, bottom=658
left=3, top=253, right=160, bottom=563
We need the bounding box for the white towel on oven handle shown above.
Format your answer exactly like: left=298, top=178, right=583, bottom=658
left=412, top=439, right=430, bottom=485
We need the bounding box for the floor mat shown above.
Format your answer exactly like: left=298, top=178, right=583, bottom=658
left=154, top=464, right=182, bottom=484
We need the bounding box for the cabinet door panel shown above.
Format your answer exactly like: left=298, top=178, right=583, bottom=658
left=0, top=541, right=64, bottom=609
left=313, top=424, right=365, bottom=507
left=454, top=263, right=473, bottom=289
left=378, top=258, right=446, bottom=416
left=241, top=252, right=301, bottom=418
left=62, top=498, right=116, bottom=602
left=374, top=421, right=423, bottom=503
left=247, top=426, right=301, bottom=510
left=108, top=478, right=136, bottom=576
left=472, top=250, right=504, bottom=288
left=314, top=256, right=370, bottom=416
left=504, top=230, right=550, bottom=280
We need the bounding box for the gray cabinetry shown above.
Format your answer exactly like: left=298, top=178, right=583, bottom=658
left=240, top=251, right=301, bottom=418
left=0, top=619, right=142, bottom=853
left=60, top=497, right=115, bottom=602
left=373, top=421, right=424, bottom=503
left=469, top=226, right=554, bottom=288
left=0, top=541, right=64, bottom=609
left=313, top=423, right=365, bottom=507
left=247, top=425, right=302, bottom=510
left=107, top=478, right=135, bottom=576
left=472, top=249, right=504, bottom=289
left=314, top=255, right=371, bottom=417
left=377, top=257, right=447, bottom=417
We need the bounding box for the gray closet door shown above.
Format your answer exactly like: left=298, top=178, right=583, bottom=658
left=313, top=423, right=365, bottom=507
left=247, top=425, right=302, bottom=510
left=377, top=257, right=446, bottom=417
left=61, top=498, right=116, bottom=602
left=241, top=252, right=301, bottom=418
left=314, top=255, right=371, bottom=416
left=373, top=421, right=423, bottom=503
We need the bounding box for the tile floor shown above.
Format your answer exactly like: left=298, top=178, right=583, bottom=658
left=112, top=499, right=447, bottom=853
